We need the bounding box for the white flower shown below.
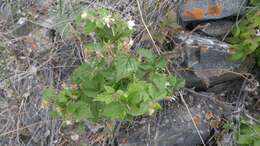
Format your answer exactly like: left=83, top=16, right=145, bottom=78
left=81, top=12, right=88, bottom=19
left=148, top=108, right=155, bottom=116
left=65, top=120, right=73, bottom=126
left=103, top=15, right=115, bottom=28
left=165, top=82, right=170, bottom=87
left=17, top=17, right=27, bottom=25
left=56, top=107, right=61, bottom=113
left=256, top=29, right=260, bottom=37
left=127, top=20, right=135, bottom=30
left=129, top=39, right=134, bottom=46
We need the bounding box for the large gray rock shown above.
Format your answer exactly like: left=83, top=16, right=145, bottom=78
left=173, top=32, right=253, bottom=89
left=177, top=0, right=248, bottom=26
left=117, top=92, right=231, bottom=146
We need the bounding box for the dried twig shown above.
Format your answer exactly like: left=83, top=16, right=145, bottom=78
left=0, top=120, right=49, bottom=137
left=179, top=91, right=206, bottom=146
left=136, top=0, right=161, bottom=55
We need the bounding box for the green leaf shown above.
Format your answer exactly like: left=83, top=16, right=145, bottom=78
left=84, top=21, right=96, bottom=34
left=168, top=76, right=185, bottom=89
left=75, top=101, right=94, bottom=120
left=251, top=0, right=260, bottom=5
left=128, top=106, right=146, bottom=116
left=233, top=27, right=240, bottom=37
left=153, top=57, right=167, bottom=69
left=148, top=74, right=168, bottom=99
left=95, top=19, right=105, bottom=29
left=147, top=83, right=159, bottom=99
left=137, top=48, right=155, bottom=61
left=60, top=89, right=73, bottom=98
left=247, top=40, right=258, bottom=54
left=96, top=26, right=114, bottom=42
left=128, top=102, right=149, bottom=116
left=97, top=8, right=110, bottom=17
left=79, top=74, right=105, bottom=98
left=67, top=102, right=78, bottom=113
left=102, top=102, right=126, bottom=120
left=149, top=73, right=167, bottom=90
left=237, top=134, right=253, bottom=145
left=230, top=50, right=245, bottom=61
left=254, top=139, right=260, bottom=146
left=75, top=15, right=82, bottom=24
left=127, top=81, right=150, bottom=104
left=227, top=37, right=241, bottom=44
left=104, top=86, right=115, bottom=93
left=71, top=63, right=92, bottom=84
left=240, top=31, right=252, bottom=39
left=138, top=62, right=154, bottom=72
left=57, top=95, right=68, bottom=104
left=42, top=88, right=55, bottom=100
left=84, top=43, right=103, bottom=52
left=115, top=55, right=139, bottom=81
left=94, top=93, right=114, bottom=104
left=94, top=87, right=125, bottom=104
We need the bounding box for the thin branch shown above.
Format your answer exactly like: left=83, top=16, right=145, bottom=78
left=136, top=0, right=161, bottom=55
left=179, top=91, right=206, bottom=146
left=0, top=120, right=49, bottom=137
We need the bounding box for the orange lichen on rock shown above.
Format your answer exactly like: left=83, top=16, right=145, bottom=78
left=183, top=7, right=205, bottom=19
left=208, top=3, right=223, bottom=16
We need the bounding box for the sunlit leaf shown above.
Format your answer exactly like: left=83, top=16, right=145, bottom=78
left=84, top=21, right=96, bottom=34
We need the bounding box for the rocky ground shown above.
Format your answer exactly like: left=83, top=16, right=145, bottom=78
left=0, top=0, right=259, bottom=146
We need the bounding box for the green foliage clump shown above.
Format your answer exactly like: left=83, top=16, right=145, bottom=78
left=42, top=9, right=184, bottom=123
left=228, top=1, right=260, bottom=65
left=236, top=120, right=260, bottom=146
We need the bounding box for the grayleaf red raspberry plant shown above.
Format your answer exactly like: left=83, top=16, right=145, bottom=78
left=42, top=8, right=184, bottom=124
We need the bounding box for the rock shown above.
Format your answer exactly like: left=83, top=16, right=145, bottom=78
left=198, top=19, right=234, bottom=38
left=117, top=92, right=230, bottom=146
left=177, top=0, right=248, bottom=26
left=173, top=32, right=253, bottom=89
left=29, top=27, right=54, bottom=52
left=12, top=18, right=39, bottom=37
left=12, top=26, right=54, bottom=54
